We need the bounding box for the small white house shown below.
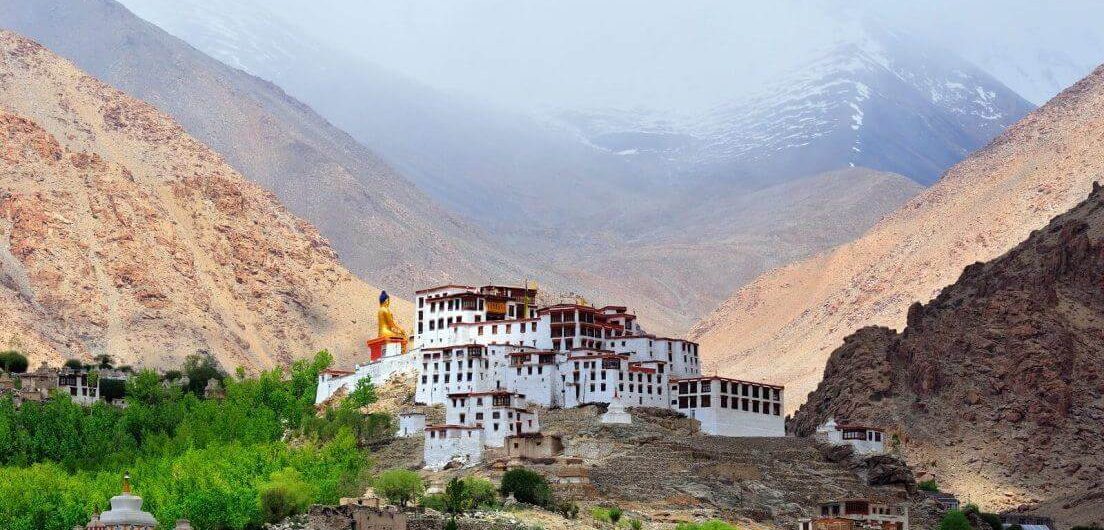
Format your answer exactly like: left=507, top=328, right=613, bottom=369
left=423, top=425, right=485, bottom=470
left=815, top=417, right=887, bottom=455
left=397, top=412, right=426, bottom=437
left=671, top=376, right=785, bottom=437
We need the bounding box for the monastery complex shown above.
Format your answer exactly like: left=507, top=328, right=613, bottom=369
left=316, top=284, right=787, bottom=470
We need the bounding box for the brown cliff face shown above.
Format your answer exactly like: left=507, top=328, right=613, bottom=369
left=691, top=63, right=1104, bottom=409
left=791, top=183, right=1104, bottom=527
left=0, top=31, right=409, bottom=370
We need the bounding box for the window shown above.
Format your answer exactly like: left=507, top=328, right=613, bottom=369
left=701, top=395, right=711, bottom=408
left=720, top=395, right=728, bottom=408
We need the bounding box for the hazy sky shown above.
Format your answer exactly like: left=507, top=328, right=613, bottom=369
left=122, top=0, right=1104, bottom=111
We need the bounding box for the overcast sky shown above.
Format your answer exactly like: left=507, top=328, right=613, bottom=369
left=122, top=0, right=1104, bottom=111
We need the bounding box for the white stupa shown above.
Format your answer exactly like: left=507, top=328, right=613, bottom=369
left=87, top=473, right=159, bottom=530
left=600, top=391, right=632, bottom=424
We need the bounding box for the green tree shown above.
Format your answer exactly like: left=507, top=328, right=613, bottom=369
left=344, top=377, right=378, bottom=410
left=462, top=476, right=497, bottom=510
left=500, top=468, right=552, bottom=507
left=444, top=477, right=466, bottom=515
left=938, top=511, right=972, bottom=530
left=0, top=351, right=28, bottom=373
left=374, top=469, right=424, bottom=508
left=93, top=354, right=114, bottom=370
left=182, top=354, right=225, bottom=396
left=259, top=467, right=314, bottom=524
left=62, top=359, right=84, bottom=370
left=918, top=479, right=940, bottom=492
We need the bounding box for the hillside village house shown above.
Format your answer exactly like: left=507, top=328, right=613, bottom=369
left=316, top=283, right=786, bottom=469
left=797, top=499, right=909, bottom=530
left=816, top=418, right=888, bottom=455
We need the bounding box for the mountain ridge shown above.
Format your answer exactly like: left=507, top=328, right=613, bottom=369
left=690, top=62, right=1104, bottom=411
left=790, top=181, right=1104, bottom=527
left=0, top=30, right=409, bottom=370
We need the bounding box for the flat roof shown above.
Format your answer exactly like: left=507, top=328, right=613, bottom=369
left=671, top=375, right=784, bottom=390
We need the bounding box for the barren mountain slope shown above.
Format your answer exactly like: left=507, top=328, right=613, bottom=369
left=0, top=0, right=526, bottom=296
left=691, top=64, right=1104, bottom=410
left=0, top=31, right=409, bottom=370
left=791, top=183, right=1104, bottom=527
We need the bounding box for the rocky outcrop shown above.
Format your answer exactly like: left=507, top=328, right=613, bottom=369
left=0, top=31, right=407, bottom=370
left=691, top=63, right=1104, bottom=408
left=791, top=183, right=1104, bottom=527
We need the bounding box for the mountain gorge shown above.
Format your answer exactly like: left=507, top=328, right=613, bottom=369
left=791, top=182, right=1104, bottom=527
left=0, top=30, right=409, bottom=370
left=691, top=63, right=1104, bottom=410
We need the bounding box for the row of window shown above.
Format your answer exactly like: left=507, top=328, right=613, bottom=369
left=675, top=395, right=782, bottom=415
left=676, top=380, right=781, bottom=401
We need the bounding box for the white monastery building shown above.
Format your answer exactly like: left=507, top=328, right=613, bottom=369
left=815, top=417, right=887, bottom=455
left=315, top=283, right=785, bottom=469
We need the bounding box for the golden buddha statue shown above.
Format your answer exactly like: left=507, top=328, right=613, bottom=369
left=377, top=291, right=407, bottom=350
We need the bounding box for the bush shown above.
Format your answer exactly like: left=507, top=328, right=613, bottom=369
left=609, top=506, right=623, bottom=524
left=63, top=359, right=84, bottom=370
left=675, top=521, right=739, bottom=530
left=462, top=476, right=498, bottom=510
left=420, top=493, right=448, bottom=512
left=259, top=468, right=314, bottom=523
left=444, top=517, right=458, bottom=530
left=938, top=511, right=972, bottom=530
left=554, top=499, right=579, bottom=519
left=500, top=468, right=552, bottom=507
left=630, top=520, right=644, bottom=530
left=918, top=479, right=940, bottom=492
left=374, top=469, right=424, bottom=508
left=980, top=513, right=1002, bottom=530
left=0, top=351, right=28, bottom=373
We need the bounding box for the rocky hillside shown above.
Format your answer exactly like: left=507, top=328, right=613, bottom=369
left=0, top=0, right=532, bottom=296
left=691, top=63, right=1104, bottom=408
left=791, top=182, right=1104, bottom=527
left=0, top=31, right=409, bottom=370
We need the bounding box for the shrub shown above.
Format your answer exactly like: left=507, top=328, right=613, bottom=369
left=259, top=468, right=314, bottom=523
left=609, top=506, right=623, bottom=524
left=554, top=499, right=579, bottom=519
left=918, top=479, right=940, bottom=492
left=462, top=476, right=498, bottom=510
left=374, top=469, right=424, bottom=508
left=630, top=520, right=644, bottom=530
left=63, top=359, right=84, bottom=370
left=938, top=510, right=972, bottom=530
left=980, top=513, right=1002, bottom=530
left=0, top=351, right=28, bottom=373
left=675, top=521, right=739, bottom=530
left=500, top=468, right=552, bottom=507
left=591, top=507, right=612, bottom=522
left=420, top=493, right=448, bottom=512
left=444, top=517, right=459, bottom=530
left=962, top=503, right=979, bottom=515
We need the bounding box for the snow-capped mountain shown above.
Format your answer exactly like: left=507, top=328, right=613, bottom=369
left=552, top=27, right=1035, bottom=186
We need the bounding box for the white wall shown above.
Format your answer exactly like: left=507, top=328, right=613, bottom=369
left=423, top=428, right=485, bottom=470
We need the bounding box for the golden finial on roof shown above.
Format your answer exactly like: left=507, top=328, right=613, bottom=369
left=122, top=471, right=131, bottom=494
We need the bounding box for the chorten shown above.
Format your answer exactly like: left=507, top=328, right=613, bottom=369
left=600, top=392, right=632, bottom=424
left=86, top=472, right=159, bottom=530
